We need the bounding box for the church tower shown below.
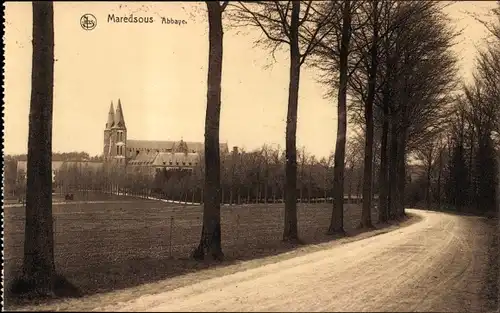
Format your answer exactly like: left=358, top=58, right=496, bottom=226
left=111, top=99, right=127, bottom=165
left=103, top=101, right=115, bottom=161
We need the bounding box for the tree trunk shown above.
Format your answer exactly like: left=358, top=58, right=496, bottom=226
left=388, top=118, right=399, bottom=220
left=425, top=151, right=432, bottom=209
left=348, top=167, right=353, bottom=201
left=283, top=1, right=301, bottom=242
left=378, top=106, right=389, bottom=223
left=329, top=0, right=351, bottom=235
left=360, top=1, right=379, bottom=229
left=468, top=130, right=474, bottom=206
left=437, top=149, right=443, bottom=209
left=192, top=2, right=224, bottom=261
left=19, top=1, right=59, bottom=296
left=396, top=130, right=408, bottom=218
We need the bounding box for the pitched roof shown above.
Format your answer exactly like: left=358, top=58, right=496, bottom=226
left=127, top=140, right=176, bottom=151
left=152, top=152, right=200, bottom=167
left=127, top=150, right=158, bottom=165
left=126, top=140, right=204, bottom=153
left=126, top=139, right=228, bottom=154
left=127, top=151, right=201, bottom=167
left=113, top=99, right=126, bottom=129
left=106, top=101, right=115, bottom=129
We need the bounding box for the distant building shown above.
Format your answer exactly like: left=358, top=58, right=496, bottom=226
left=103, top=99, right=229, bottom=173
left=15, top=100, right=231, bottom=181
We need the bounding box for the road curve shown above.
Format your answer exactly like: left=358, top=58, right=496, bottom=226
left=97, top=210, right=496, bottom=312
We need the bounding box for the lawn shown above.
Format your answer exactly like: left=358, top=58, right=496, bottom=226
left=4, top=195, right=379, bottom=306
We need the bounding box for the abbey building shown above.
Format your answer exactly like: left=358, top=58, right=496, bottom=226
left=104, top=99, right=229, bottom=172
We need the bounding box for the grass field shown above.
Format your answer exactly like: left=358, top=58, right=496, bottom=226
left=4, top=193, right=380, bottom=305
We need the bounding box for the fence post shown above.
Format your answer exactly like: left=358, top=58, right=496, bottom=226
left=169, top=216, right=174, bottom=258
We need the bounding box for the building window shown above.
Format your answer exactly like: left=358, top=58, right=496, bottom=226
left=117, top=146, right=119, bottom=155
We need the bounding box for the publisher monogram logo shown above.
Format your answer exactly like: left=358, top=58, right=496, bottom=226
left=80, top=14, right=97, bottom=31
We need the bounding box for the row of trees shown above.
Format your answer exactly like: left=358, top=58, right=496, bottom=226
left=197, top=0, right=498, bottom=259
left=5, top=151, right=102, bottom=162
left=14, top=0, right=498, bottom=296
left=218, top=0, right=462, bottom=243
left=408, top=3, right=500, bottom=213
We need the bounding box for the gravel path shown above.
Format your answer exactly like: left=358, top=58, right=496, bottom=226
left=94, top=210, right=497, bottom=312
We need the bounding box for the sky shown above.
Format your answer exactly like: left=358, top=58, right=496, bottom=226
left=3, top=1, right=497, bottom=159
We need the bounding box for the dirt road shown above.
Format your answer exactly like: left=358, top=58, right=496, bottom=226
left=95, top=210, right=497, bottom=312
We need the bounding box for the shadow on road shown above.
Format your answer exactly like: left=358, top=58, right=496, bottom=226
left=5, top=213, right=420, bottom=310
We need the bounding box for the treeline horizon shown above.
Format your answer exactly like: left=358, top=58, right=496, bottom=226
left=4, top=151, right=103, bottom=162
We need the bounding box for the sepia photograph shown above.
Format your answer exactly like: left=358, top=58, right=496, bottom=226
left=3, top=1, right=500, bottom=311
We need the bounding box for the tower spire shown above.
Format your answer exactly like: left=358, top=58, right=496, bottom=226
left=106, top=101, right=115, bottom=129
left=114, top=98, right=126, bottom=128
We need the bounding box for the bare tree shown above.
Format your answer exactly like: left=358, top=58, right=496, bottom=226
left=230, top=1, right=337, bottom=242
left=12, top=1, right=73, bottom=297
left=351, top=1, right=459, bottom=219
left=393, top=2, right=458, bottom=217
left=192, top=1, right=229, bottom=261
left=311, top=0, right=354, bottom=233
